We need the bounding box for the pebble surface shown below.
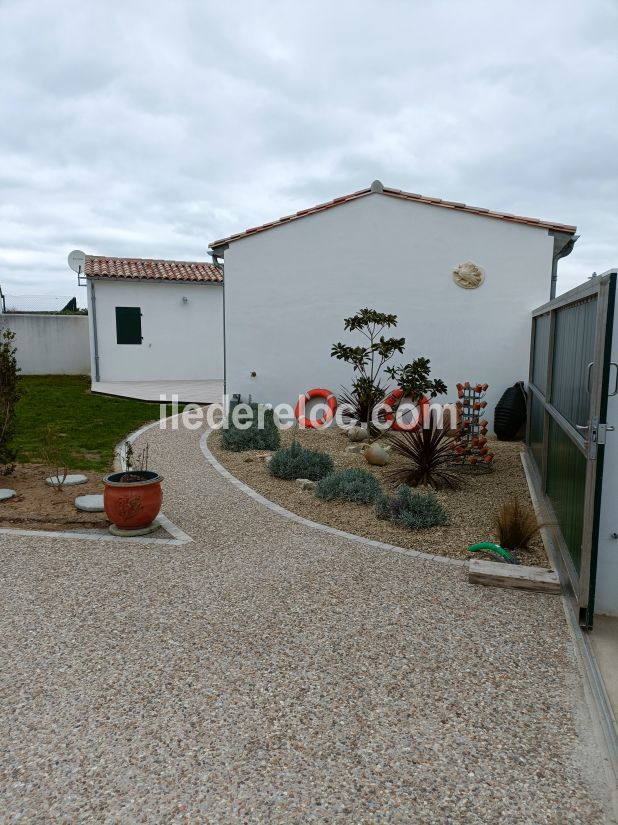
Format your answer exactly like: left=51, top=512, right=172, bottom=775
left=0, top=422, right=613, bottom=824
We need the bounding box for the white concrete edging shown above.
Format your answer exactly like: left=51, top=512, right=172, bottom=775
left=200, top=429, right=466, bottom=568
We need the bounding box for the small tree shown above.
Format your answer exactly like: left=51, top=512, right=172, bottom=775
left=0, top=328, right=21, bottom=474
left=331, top=308, right=405, bottom=429
left=385, top=357, right=447, bottom=401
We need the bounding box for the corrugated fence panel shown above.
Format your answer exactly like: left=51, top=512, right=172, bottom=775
left=551, top=297, right=597, bottom=428
left=546, top=418, right=587, bottom=574
left=531, top=312, right=550, bottom=393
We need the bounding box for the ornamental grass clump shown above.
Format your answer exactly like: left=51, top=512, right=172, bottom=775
left=495, top=498, right=540, bottom=551
left=269, top=440, right=334, bottom=481
left=375, top=484, right=447, bottom=529
left=221, top=403, right=281, bottom=452
left=315, top=468, right=381, bottom=504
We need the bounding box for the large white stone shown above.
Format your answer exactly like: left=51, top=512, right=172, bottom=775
left=363, top=444, right=390, bottom=466
left=345, top=443, right=366, bottom=454
left=0, top=488, right=16, bottom=501
left=75, top=494, right=105, bottom=513
left=46, top=474, right=88, bottom=487
left=347, top=426, right=370, bottom=443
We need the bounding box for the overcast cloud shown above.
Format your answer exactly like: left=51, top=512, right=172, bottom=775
left=0, top=0, right=616, bottom=305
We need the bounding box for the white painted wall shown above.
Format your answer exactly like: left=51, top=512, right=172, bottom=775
left=87, top=279, right=223, bottom=381
left=223, top=193, right=556, bottom=423
left=1, top=313, right=90, bottom=375
left=595, top=275, right=618, bottom=616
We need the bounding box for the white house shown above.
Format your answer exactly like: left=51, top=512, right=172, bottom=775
left=71, top=253, right=224, bottom=402
left=210, top=181, right=577, bottom=424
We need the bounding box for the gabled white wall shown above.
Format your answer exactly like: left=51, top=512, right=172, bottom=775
left=86, top=280, right=223, bottom=381
left=223, top=193, right=555, bottom=421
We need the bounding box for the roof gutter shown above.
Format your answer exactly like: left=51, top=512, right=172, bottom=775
left=208, top=249, right=226, bottom=399
left=90, top=280, right=100, bottom=382
left=549, top=231, right=579, bottom=300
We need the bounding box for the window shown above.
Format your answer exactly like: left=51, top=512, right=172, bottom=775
left=115, top=307, right=142, bottom=345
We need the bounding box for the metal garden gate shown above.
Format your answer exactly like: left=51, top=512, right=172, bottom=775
left=527, top=272, right=616, bottom=627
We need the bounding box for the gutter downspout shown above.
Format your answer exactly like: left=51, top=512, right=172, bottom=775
left=89, top=278, right=100, bottom=382
left=550, top=232, right=579, bottom=300
left=208, top=248, right=226, bottom=406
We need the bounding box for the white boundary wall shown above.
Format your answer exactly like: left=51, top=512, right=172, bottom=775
left=1, top=313, right=90, bottom=375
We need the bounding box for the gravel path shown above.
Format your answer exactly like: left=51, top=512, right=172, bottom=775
left=0, top=421, right=613, bottom=824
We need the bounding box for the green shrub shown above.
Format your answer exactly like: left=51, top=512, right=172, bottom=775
left=0, top=328, right=21, bottom=474
left=315, top=468, right=381, bottom=504
left=221, top=403, right=281, bottom=452
left=269, top=440, right=334, bottom=481
left=375, top=485, right=447, bottom=529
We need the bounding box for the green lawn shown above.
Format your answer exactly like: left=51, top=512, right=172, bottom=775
left=14, top=375, right=179, bottom=471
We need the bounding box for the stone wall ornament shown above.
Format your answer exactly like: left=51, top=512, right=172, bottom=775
left=453, top=261, right=485, bottom=289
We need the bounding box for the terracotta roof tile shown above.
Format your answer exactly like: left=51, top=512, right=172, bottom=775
left=209, top=184, right=577, bottom=248
left=84, top=255, right=222, bottom=283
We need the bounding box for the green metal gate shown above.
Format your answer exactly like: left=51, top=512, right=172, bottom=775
left=527, top=273, right=616, bottom=627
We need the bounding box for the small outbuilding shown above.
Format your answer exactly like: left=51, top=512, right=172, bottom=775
left=210, top=180, right=577, bottom=422
left=70, top=252, right=224, bottom=402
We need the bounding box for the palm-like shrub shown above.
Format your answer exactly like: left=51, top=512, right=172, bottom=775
left=375, top=485, right=447, bottom=529
left=221, top=403, right=281, bottom=452
left=315, top=468, right=381, bottom=504
left=386, top=413, right=461, bottom=490
left=269, top=440, right=334, bottom=481
left=338, top=378, right=387, bottom=433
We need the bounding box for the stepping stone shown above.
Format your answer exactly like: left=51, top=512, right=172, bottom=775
left=75, top=494, right=104, bottom=513
left=46, top=474, right=88, bottom=487
left=108, top=521, right=160, bottom=537
left=0, top=488, right=16, bottom=501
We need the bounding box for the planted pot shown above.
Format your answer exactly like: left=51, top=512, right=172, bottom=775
left=103, top=470, right=163, bottom=530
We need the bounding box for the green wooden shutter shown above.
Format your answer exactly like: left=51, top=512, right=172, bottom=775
left=115, top=307, right=142, bottom=345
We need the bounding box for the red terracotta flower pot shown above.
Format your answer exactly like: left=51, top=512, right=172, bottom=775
left=103, top=471, right=163, bottom=530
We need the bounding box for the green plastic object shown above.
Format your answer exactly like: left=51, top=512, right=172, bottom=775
left=468, top=541, right=515, bottom=564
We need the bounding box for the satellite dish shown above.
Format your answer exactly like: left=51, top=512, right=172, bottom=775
left=68, top=249, right=86, bottom=274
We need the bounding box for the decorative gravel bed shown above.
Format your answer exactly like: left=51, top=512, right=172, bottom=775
left=209, top=426, right=548, bottom=565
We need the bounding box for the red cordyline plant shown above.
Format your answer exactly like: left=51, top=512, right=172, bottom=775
left=386, top=412, right=462, bottom=490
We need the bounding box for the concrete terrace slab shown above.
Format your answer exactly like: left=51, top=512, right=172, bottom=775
left=0, top=420, right=613, bottom=823
left=91, top=379, right=223, bottom=404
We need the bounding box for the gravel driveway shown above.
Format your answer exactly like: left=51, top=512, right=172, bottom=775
left=0, top=422, right=613, bottom=824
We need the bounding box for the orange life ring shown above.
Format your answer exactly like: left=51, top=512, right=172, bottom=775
left=382, top=388, right=429, bottom=431
left=295, top=388, right=337, bottom=429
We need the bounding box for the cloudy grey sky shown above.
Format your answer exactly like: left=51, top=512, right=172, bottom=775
left=1, top=0, right=616, bottom=305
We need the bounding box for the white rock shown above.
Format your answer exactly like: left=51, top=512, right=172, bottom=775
left=345, top=444, right=366, bottom=454
left=46, top=473, right=88, bottom=487
left=0, top=488, right=16, bottom=501
left=295, top=478, right=316, bottom=491
left=264, top=456, right=272, bottom=466
left=75, top=494, right=104, bottom=513
left=347, top=426, right=370, bottom=443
